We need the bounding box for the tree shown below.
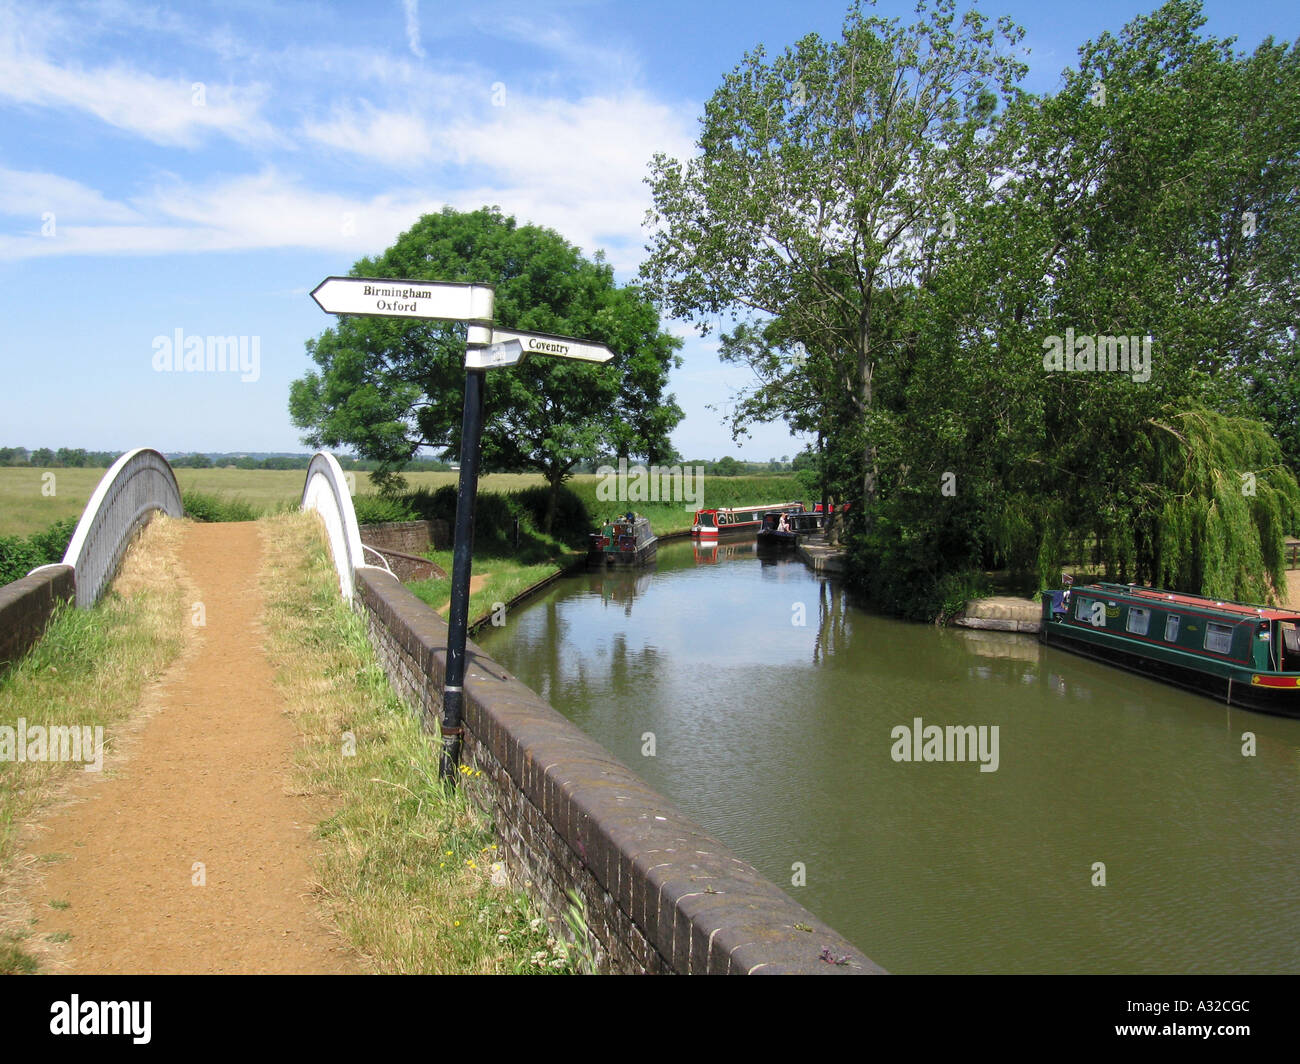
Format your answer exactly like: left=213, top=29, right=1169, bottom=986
left=290, top=207, right=684, bottom=533
left=863, top=0, right=1300, bottom=609
left=641, top=0, right=1027, bottom=515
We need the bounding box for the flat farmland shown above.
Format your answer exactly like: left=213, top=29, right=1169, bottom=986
left=0, top=467, right=553, bottom=537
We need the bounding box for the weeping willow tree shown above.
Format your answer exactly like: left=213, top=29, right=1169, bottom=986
left=1027, top=409, right=1300, bottom=602
left=1137, top=410, right=1300, bottom=601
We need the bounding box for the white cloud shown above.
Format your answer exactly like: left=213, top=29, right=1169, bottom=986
left=483, top=12, right=643, bottom=89
left=301, top=103, right=437, bottom=168
left=0, top=85, right=700, bottom=274
left=143, top=169, right=445, bottom=253
left=444, top=92, right=698, bottom=271
left=0, top=10, right=274, bottom=147
left=403, top=0, right=425, bottom=59
left=0, top=166, right=141, bottom=223
left=0, top=168, right=444, bottom=260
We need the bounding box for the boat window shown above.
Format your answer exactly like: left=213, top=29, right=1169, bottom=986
left=1204, top=622, right=1234, bottom=654
left=1165, top=614, right=1180, bottom=642
left=1282, top=623, right=1300, bottom=656
left=1074, top=597, right=1092, bottom=622
left=1126, top=607, right=1150, bottom=635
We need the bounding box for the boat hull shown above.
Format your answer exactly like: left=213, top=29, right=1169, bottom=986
left=1041, top=614, right=1300, bottom=718
left=587, top=540, right=657, bottom=569
left=756, top=529, right=798, bottom=549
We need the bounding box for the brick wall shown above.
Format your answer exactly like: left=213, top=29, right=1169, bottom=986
left=0, top=565, right=75, bottom=670
left=359, top=519, right=449, bottom=555
left=364, top=547, right=444, bottom=583
left=355, top=566, right=881, bottom=975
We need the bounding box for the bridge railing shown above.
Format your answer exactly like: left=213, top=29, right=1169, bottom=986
left=300, top=452, right=382, bottom=601
left=61, top=448, right=183, bottom=608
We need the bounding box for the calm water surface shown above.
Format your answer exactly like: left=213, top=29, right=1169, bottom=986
left=476, top=537, right=1300, bottom=973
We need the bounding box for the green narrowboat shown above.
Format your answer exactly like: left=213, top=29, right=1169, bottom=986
left=1040, top=581, right=1300, bottom=718
left=587, top=513, right=657, bottom=569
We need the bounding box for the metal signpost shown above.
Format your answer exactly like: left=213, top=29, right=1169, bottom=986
left=311, top=275, right=615, bottom=781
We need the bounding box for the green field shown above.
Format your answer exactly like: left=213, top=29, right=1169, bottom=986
left=0, top=466, right=808, bottom=539
left=0, top=468, right=536, bottom=537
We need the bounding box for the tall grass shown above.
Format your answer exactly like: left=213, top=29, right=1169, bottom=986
left=259, top=512, right=576, bottom=973
left=182, top=490, right=268, bottom=522
left=406, top=552, right=569, bottom=625
left=352, top=473, right=808, bottom=547
left=0, top=517, right=77, bottom=585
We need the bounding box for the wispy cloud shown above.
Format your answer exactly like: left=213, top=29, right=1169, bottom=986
left=0, top=2, right=699, bottom=273
left=0, top=166, right=141, bottom=224
left=0, top=19, right=275, bottom=147
left=301, top=102, right=438, bottom=167
left=403, top=0, right=425, bottom=59
left=0, top=168, right=442, bottom=260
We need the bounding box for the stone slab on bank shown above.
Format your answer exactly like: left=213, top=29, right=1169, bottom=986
left=957, top=595, right=1042, bottom=633
left=354, top=566, right=880, bottom=975
left=796, top=535, right=848, bottom=573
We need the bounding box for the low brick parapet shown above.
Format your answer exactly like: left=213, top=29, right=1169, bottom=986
left=0, top=565, right=75, bottom=670
left=359, top=519, right=449, bottom=555
left=354, top=566, right=880, bottom=975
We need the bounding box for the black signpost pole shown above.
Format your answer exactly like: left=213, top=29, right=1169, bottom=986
left=440, top=366, right=486, bottom=781
left=310, top=270, right=613, bottom=783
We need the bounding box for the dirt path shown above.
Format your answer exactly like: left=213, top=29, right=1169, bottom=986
left=24, top=521, right=356, bottom=974
left=435, top=572, right=489, bottom=617
left=1285, top=571, right=1300, bottom=611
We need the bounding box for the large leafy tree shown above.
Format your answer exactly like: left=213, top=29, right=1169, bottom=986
left=871, top=1, right=1300, bottom=609
left=640, top=0, right=1027, bottom=516
left=644, top=0, right=1300, bottom=615
left=290, top=207, right=684, bottom=532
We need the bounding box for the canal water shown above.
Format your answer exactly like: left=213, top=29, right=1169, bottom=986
left=476, top=537, right=1300, bottom=973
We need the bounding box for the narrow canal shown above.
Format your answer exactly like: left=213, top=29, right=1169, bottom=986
left=475, top=537, right=1300, bottom=973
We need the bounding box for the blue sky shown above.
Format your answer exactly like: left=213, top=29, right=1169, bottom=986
left=0, top=0, right=1296, bottom=462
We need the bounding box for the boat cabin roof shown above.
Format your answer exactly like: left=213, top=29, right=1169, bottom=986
left=1076, top=582, right=1300, bottom=623
left=695, top=502, right=803, bottom=515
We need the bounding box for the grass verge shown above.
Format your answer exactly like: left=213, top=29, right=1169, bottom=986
left=258, top=511, right=578, bottom=974
left=406, top=549, right=576, bottom=625
left=0, top=515, right=187, bottom=973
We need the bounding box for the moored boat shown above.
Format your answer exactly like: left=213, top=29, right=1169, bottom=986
left=1039, top=580, right=1300, bottom=717
left=587, top=512, right=657, bottom=569
left=692, top=501, right=804, bottom=540
left=756, top=509, right=826, bottom=549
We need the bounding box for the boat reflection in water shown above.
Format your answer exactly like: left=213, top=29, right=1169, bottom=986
left=691, top=538, right=757, bottom=565
left=583, top=565, right=655, bottom=616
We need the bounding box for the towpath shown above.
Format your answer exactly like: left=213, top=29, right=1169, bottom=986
left=23, top=521, right=356, bottom=974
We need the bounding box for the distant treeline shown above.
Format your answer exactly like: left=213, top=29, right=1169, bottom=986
left=1, top=446, right=813, bottom=476
left=576, top=453, right=811, bottom=476
left=0, top=448, right=454, bottom=473
left=0, top=447, right=121, bottom=468
left=167, top=454, right=456, bottom=472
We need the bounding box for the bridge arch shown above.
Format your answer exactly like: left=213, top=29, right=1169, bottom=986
left=62, top=448, right=183, bottom=607
left=300, top=452, right=381, bottom=602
